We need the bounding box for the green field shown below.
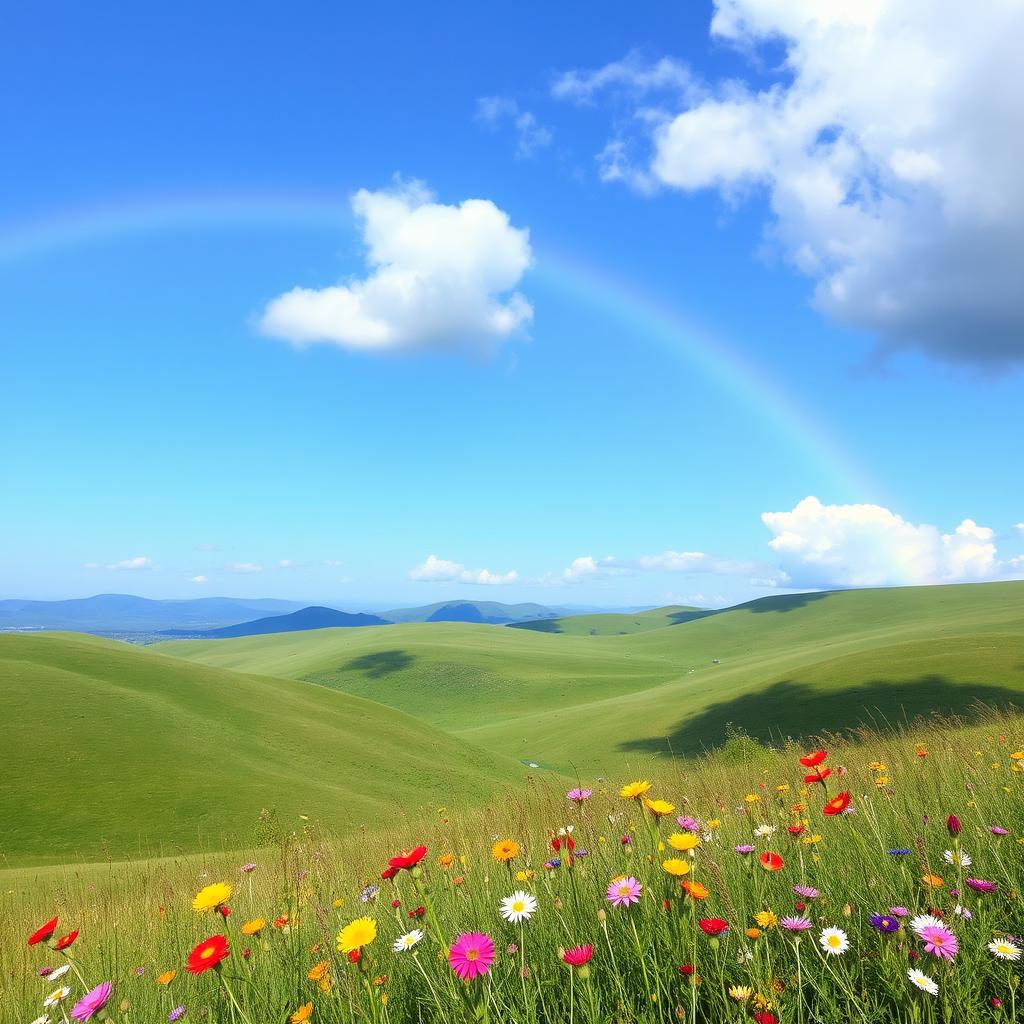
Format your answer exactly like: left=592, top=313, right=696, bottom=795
left=508, top=604, right=712, bottom=635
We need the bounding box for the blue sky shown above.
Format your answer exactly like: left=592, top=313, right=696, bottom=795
left=3, top=1, right=1022, bottom=606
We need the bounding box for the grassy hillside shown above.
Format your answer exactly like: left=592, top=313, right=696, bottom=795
left=162, top=581, right=1024, bottom=773
left=508, top=604, right=711, bottom=635
left=0, top=633, right=528, bottom=865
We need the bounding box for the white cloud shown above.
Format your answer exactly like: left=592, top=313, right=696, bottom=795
left=761, top=496, right=1019, bottom=588
left=558, top=2, right=1024, bottom=363
left=476, top=97, right=553, bottom=158
left=190, top=575, right=208, bottom=583
left=552, top=52, right=698, bottom=104
left=562, top=555, right=625, bottom=583
left=102, top=556, right=156, bottom=571
left=408, top=554, right=518, bottom=586
left=1015, top=523, right=1024, bottom=534
left=260, top=180, right=533, bottom=355
left=277, top=559, right=295, bottom=568
left=225, top=562, right=263, bottom=574
left=560, top=550, right=763, bottom=583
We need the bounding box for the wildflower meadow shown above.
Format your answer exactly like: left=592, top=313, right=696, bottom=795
left=4, top=713, right=1024, bottom=1024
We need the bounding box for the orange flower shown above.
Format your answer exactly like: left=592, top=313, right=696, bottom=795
left=760, top=851, right=784, bottom=871
left=308, top=961, right=330, bottom=982
left=681, top=881, right=710, bottom=900
left=438, top=854, right=455, bottom=868
left=823, top=792, right=851, bottom=816
left=922, top=874, right=944, bottom=888
left=290, top=1003, right=313, bottom=1024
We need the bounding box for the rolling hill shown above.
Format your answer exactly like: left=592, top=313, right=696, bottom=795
left=159, top=605, right=391, bottom=639
left=381, top=600, right=562, bottom=624
left=508, top=604, right=713, bottom=635
left=162, top=581, right=1024, bottom=773
left=0, top=632, right=526, bottom=864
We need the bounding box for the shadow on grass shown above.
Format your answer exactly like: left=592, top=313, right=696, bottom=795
left=743, top=591, right=834, bottom=614
left=507, top=619, right=563, bottom=633
left=341, top=650, right=416, bottom=678
left=667, top=609, right=720, bottom=625
left=619, top=675, right=1022, bottom=757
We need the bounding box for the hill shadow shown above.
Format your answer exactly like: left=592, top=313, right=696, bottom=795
left=619, top=674, right=1021, bottom=757
left=341, top=650, right=416, bottom=678
left=744, top=592, right=833, bottom=613
left=508, top=619, right=563, bottom=633
left=667, top=609, right=720, bottom=625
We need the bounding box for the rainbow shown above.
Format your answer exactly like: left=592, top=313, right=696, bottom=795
left=0, top=191, right=874, bottom=498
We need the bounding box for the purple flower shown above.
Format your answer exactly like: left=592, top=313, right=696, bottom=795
left=890, top=906, right=909, bottom=917
left=135, top=966, right=146, bottom=976
left=239, top=862, right=257, bottom=873
left=168, top=1005, right=187, bottom=1022
left=966, top=878, right=997, bottom=893
left=794, top=885, right=819, bottom=899
left=38, top=967, right=53, bottom=978
left=735, top=844, right=755, bottom=855
left=888, top=848, right=912, bottom=856
left=70, top=982, right=113, bottom=1022
left=677, top=815, right=701, bottom=831
left=870, top=914, right=900, bottom=932
left=567, top=788, right=592, bottom=803
left=989, top=826, right=1009, bottom=835
left=781, top=916, right=813, bottom=931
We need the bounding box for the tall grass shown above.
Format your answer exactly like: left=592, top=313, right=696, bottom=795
left=3, top=709, right=1022, bottom=1024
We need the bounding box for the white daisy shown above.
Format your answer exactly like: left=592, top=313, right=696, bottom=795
left=30, top=1016, right=51, bottom=1024
left=753, top=824, right=776, bottom=837
left=910, top=914, right=944, bottom=936
left=499, top=890, right=538, bottom=924
left=819, top=927, right=849, bottom=955
left=558, top=825, right=574, bottom=836
left=392, top=928, right=424, bottom=953
left=43, top=988, right=70, bottom=1008
left=943, top=849, right=971, bottom=867
left=47, top=964, right=70, bottom=982
left=908, top=968, right=938, bottom=995
left=988, top=938, right=1022, bottom=961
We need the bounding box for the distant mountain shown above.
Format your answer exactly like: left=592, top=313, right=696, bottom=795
left=0, top=594, right=311, bottom=632
left=383, top=600, right=562, bottom=625
left=160, top=605, right=391, bottom=639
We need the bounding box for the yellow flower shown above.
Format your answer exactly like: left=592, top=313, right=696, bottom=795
left=438, top=854, right=455, bottom=868
left=802, top=834, right=822, bottom=845
left=667, top=832, right=700, bottom=851
left=706, top=819, right=721, bottom=829
left=156, top=970, right=176, bottom=986
left=662, top=858, right=691, bottom=876
left=290, top=1003, right=313, bottom=1024
left=332, top=898, right=345, bottom=908
left=1010, top=751, right=1024, bottom=760
left=868, top=761, right=887, bottom=772
left=620, top=780, right=652, bottom=799
left=492, top=839, right=520, bottom=862
left=337, top=917, right=377, bottom=953
left=729, top=986, right=753, bottom=1002
left=308, top=961, right=330, bottom=982
left=875, top=776, right=890, bottom=787
left=744, top=794, right=760, bottom=804
left=192, top=882, right=233, bottom=912
left=241, top=918, right=265, bottom=936
left=776, top=784, right=790, bottom=793
left=754, top=911, right=778, bottom=928
left=318, top=978, right=331, bottom=994
left=644, top=798, right=675, bottom=816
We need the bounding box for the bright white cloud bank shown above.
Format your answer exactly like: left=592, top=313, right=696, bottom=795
left=409, top=554, right=518, bottom=586
left=558, top=2, right=1024, bottom=363
left=260, top=181, right=533, bottom=354
left=761, top=496, right=1019, bottom=588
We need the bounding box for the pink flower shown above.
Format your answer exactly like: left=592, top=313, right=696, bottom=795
left=449, top=933, right=495, bottom=980
left=989, top=826, right=1009, bottom=835
left=561, top=944, right=593, bottom=966
left=606, top=876, right=642, bottom=908
left=567, top=788, right=592, bottom=803
left=780, top=916, right=813, bottom=931
left=70, top=982, right=113, bottom=1022
left=966, top=878, right=998, bottom=893
left=917, top=925, right=958, bottom=960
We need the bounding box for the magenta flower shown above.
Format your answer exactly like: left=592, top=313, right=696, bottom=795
left=677, top=816, right=701, bottom=831
left=989, top=826, right=1009, bottom=835
left=606, top=876, right=642, bottom=908
left=966, top=878, right=998, bottom=893
left=735, top=844, right=755, bottom=854
left=890, top=906, right=909, bottom=917
left=917, top=925, right=959, bottom=960
left=449, top=932, right=495, bottom=980
left=781, top=916, right=813, bottom=931
left=567, top=788, right=592, bottom=803
left=793, top=885, right=819, bottom=899
left=70, top=982, right=112, bottom=1022
left=168, top=1007, right=187, bottom=1023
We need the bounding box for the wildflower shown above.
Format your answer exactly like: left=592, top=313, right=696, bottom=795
left=156, top=969, right=177, bottom=985
left=753, top=825, right=776, bottom=837
left=946, top=814, right=962, bottom=836
left=619, top=780, right=651, bottom=799
left=28, top=918, right=59, bottom=946
left=290, top=1004, right=312, bottom=1024
left=241, top=918, right=264, bottom=936
left=943, top=849, right=971, bottom=867
left=48, top=965, right=70, bottom=981
left=760, top=852, right=784, bottom=871
left=990, top=826, right=1009, bottom=835
left=869, top=915, right=900, bottom=932
left=729, top=985, right=753, bottom=1001
left=747, top=927, right=762, bottom=939
left=915, top=923, right=957, bottom=960
left=662, top=858, right=690, bottom=876
left=819, top=928, right=849, bottom=955
left=698, top=918, right=728, bottom=936
left=780, top=917, right=813, bottom=931
left=890, top=906, right=909, bottom=917
left=678, top=964, right=695, bottom=975
left=735, top=844, right=755, bottom=854
left=383, top=846, right=427, bottom=877
left=192, top=883, right=232, bottom=912
left=804, top=769, right=831, bottom=784
left=69, top=982, right=113, bottom=1022
left=966, top=878, right=997, bottom=893
left=29, top=1017, right=50, bottom=1024
left=677, top=815, right=701, bottom=831
left=644, top=798, right=675, bottom=816
left=54, top=931, right=78, bottom=950
left=754, top=911, right=778, bottom=928
left=607, top=877, right=642, bottom=907
left=393, top=928, right=425, bottom=952
left=186, top=935, right=229, bottom=975
left=888, top=848, right=911, bottom=856
left=492, top=839, right=520, bottom=862
left=921, top=874, right=944, bottom=888
left=359, top=884, right=379, bottom=903
left=668, top=832, right=700, bottom=851
left=988, top=938, right=1021, bottom=961
left=745, top=793, right=760, bottom=803
left=308, top=962, right=330, bottom=981
left=754, top=1014, right=778, bottom=1024
left=561, top=945, right=593, bottom=966
left=799, top=750, right=827, bottom=768
left=239, top=862, right=257, bottom=873
left=500, top=891, right=538, bottom=924
left=449, top=932, right=495, bottom=980
left=567, top=788, right=592, bottom=803
left=44, top=988, right=71, bottom=1007
left=680, top=881, right=710, bottom=900
left=907, top=968, right=938, bottom=995
left=793, top=885, right=818, bottom=899
left=168, top=1009, right=186, bottom=1023
left=337, top=918, right=377, bottom=954
left=823, top=792, right=851, bottom=815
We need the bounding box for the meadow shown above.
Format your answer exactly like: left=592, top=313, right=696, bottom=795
left=4, top=712, right=1023, bottom=1024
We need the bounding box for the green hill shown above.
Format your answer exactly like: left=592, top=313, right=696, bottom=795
left=0, top=632, right=525, bottom=865
left=162, top=581, right=1024, bottom=773
left=508, top=604, right=711, bottom=635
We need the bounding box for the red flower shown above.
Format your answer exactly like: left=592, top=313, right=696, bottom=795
left=760, top=851, right=784, bottom=871
left=186, top=935, right=229, bottom=975
left=408, top=906, right=425, bottom=919
left=55, top=930, right=79, bottom=950
left=381, top=866, right=399, bottom=880
left=804, top=769, right=831, bottom=784
left=551, top=836, right=575, bottom=852
left=678, top=964, right=695, bottom=975
left=946, top=815, right=962, bottom=836
left=218, top=906, right=231, bottom=918
left=754, top=1013, right=778, bottom=1024
left=787, top=824, right=805, bottom=835
left=698, top=918, right=728, bottom=936
left=561, top=945, right=593, bottom=966
left=28, top=917, right=58, bottom=946
left=242, top=947, right=252, bottom=959
left=799, top=750, right=828, bottom=768
left=386, top=845, right=427, bottom=872
left=823, top=791, right=851, bottom=816
left=347, top=950, right=361, bottom=964
left=391, top=900, right=401, bottom=909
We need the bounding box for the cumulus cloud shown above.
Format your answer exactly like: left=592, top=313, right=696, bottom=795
left=476, top=97, right=554, bottom=158
left=190, top=575, right=208, bottom=583
left=225, top=562, right=263, bottom=574
left=408, top=554, right=518, bottom=586
left=97, top=556, right=156, bottom=571
left=760, top=496, right=1021, bottom=588
left=561, top=550, right=764, bottom=583
left=260, top=180, right=533, bottom=355
left=562, top=555, right=625, bottom=583
left=556, top=2, right=1024, bottom=364
left=552, top=52, right=697, bottom=104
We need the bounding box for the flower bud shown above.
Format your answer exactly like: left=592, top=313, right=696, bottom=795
left=947, top=815, right=962, bottom=836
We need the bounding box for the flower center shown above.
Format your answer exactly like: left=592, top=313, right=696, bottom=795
left=201, top=947, right=215, bottom=959
left=466, top=949, right=479, bottom=961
